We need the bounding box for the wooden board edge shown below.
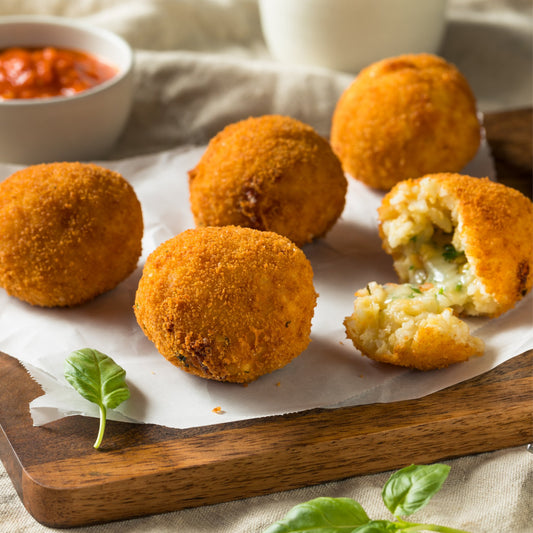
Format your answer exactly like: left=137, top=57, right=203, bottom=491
left=19, top=398, right=532, bottom=528
left=8, top=352, right=532, bottom=528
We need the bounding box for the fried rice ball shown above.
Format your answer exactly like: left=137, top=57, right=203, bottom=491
left=330, top=54, right=481, bottom=190
left=134, top=225, right=318, bottom=383
left=0, top=162, right=143, bottom=307
left=188, top=115, right=347, bottom=247
left=344, top=173, right=533, bottom=370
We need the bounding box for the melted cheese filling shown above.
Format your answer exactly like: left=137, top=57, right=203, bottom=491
left=380, top=179, right=500, bottom=316
left=390, top=228, right=497, bottom=316
left=403, top=230, right=471, bottom=309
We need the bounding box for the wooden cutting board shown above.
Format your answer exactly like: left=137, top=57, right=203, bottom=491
left=1, top=109, right=532, bottom=529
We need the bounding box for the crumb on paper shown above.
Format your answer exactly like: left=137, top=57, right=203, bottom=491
left=212, top=406, right=225, bottom=414
left=276, top=382, right=281, bottom=387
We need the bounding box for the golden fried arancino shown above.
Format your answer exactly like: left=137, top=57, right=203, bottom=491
left=331, top=54, right=481, bottom=190
left=134, top=225, right=318, bottom=383
left=0, top=162, right=143, bottom=307
left=188, top=115, right=347, bottom=247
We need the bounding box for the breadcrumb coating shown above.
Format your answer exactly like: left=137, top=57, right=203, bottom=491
left=134, top=226, right=318, bottom=383
left=189, top=115, right=347, bottom=247
left=0, top=162, right=143, bottom=307
left=331, top=54, right=481, bottom=190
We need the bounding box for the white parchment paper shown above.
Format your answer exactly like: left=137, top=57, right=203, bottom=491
left=0, top=141, right=531, bottom=429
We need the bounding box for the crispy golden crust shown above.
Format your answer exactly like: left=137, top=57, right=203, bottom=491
left=379, top=173, right=533, bottom=316
left=345, top=316, right=483, bottom=370
left=188, top=115, right=347, bottom=247
left=134, top=226, right=317, bottom=383
left=330, top=54, right=481, bottom=190
left=438, top=174, right=533, bottom=314
left=386, top=324, right=484, bottom=370
left=0, top=162, right=143, bottom=307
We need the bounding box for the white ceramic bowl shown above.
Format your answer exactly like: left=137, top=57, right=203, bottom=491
left=259, top=0, right=448, bottom=73
left=0, top=16, right=133, bottom=165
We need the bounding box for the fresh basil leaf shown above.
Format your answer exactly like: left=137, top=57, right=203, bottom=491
left=382, top=464, right=451, bottom=517
left=353, top=520, right=400, bottom=532
left=64, top=348, right=130, bottom=449
left=264, top=497, right=370, bottom=533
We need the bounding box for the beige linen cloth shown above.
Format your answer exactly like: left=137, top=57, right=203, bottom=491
left=0, top=0, right=532, bottom=532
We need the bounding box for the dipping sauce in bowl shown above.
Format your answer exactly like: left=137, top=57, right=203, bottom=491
left=0, top=15, right=134, bottom=164
left=0, top=46, right=117, bottom=100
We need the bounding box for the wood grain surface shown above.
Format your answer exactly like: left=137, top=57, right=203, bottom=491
left=483, top=108, right=532, bottom=198
left=0, top=108, right=532, bottom=528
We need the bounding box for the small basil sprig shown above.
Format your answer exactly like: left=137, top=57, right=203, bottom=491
left=265, top=497, right=370, bottom=532
left=64, top=348, right=130, bottom=449
left=265, top=464, right=471, bottom=533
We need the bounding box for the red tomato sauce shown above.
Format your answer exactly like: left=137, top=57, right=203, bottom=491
left=0, top=47, right=117, bottom=100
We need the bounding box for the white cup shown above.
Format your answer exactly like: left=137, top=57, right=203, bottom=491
left=259, top=0, right=448, bottom=73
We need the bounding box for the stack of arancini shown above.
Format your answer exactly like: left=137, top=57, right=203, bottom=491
left=2, top=52, right=530, bottom=384
left=135, top=114, right=346, bottom=382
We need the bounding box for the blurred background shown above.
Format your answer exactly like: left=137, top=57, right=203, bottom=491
left=0, top=0, right=530, bottom=116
